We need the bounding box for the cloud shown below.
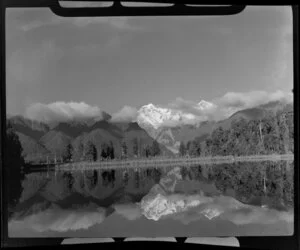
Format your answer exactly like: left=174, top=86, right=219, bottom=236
left=214, top=90, right=293, bottom=109
left=168, top=98, right=202, bottom=114
left=111, top=106, right=138, bottom=123
left=25, top=101, right=103, bottom=123
left=23, top=89, right=292, bottom=125
left=208, top=90, right=293, bottom=120
left=170, top=206, right=293, bottom=228
left=159, top=89, right=293, bottom=125
left=159, top=194, right=294, bottom=227
left=165, top=89, right=292, bottom=123
left=161, top=118, right=199, bottom=128
left=222, top=208, right=293, bottom=226
left=113, top=203, right=143, bottom=220
left=9, top=204, right=108, bottom=233
left=168, top=98, right=217, bottom=116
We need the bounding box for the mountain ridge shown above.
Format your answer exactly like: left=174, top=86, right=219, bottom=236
left=138, top=100, right=293, bottom=153
left=7, top=99, right=293, bottom=159
left=7, top=115, right=173, bottom=163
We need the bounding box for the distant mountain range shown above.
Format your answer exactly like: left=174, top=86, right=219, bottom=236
left=7, top=99, right=293, bottom=161
left=7, top=116, right=173, bottom=163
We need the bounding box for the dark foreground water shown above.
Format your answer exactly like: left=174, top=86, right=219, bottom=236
left=8, top=160, right=294, bottom=237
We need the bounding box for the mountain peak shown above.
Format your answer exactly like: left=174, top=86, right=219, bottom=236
left=138, top=103, right=201, bottom=130
left=143, top=103, right=156, bottom=109
left=138, top=104, right=172, bottom=129
left=197, top=100, right=215, bottom=110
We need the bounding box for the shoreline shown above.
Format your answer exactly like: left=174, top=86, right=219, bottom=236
left=54, top=154, right=294, bottom=171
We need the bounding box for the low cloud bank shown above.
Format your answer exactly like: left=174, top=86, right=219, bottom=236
left=23, top=89, right=292, bottom=126
left=110, top=105, right=138, bottom=123
left=113, top=203, right=142, bottom=220
left=9, top=203, right=107, bottom=233
left=25, top=101, right=103, bottom=123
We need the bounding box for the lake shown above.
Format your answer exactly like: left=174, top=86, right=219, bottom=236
left=8, top=160, right=294, bottom=237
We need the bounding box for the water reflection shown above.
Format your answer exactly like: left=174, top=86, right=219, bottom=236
left=8, top=161, right=294, bottom=237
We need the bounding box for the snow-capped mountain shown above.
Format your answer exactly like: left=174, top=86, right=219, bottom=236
left=197, top=100, right=216, bottom=111
left=137, top=103, right=197, bottom=130
left=136, top=101, right=215, bottom=153
left=137, top=100, right=214, bottom=129
left=136, top=99, right=293, bottom=154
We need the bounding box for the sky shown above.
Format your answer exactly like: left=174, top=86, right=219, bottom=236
left=6, top=5, right=293, bottom=123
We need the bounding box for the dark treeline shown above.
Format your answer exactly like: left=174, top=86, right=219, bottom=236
left=179, top=109, right=293, bottom=157
left=69, top=138, right=161, bottom=163
left=6, top=123, right=25, bottom=216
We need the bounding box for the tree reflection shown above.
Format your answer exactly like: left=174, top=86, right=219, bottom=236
left=101, top=170, right=115, bottom=188
left=134, top=170, right=140, bottom=189
left=152, top=168, right=162, bottom=183
left=9, top=160, right=294, bottom=222
left=84, top=170, right=98, bottom=190
left=122, top=170, right=129, bottom=186
left=62, top=172, right=74, bottom=191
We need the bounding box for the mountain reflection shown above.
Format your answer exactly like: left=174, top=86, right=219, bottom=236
left=9, top=161, right=294, bottom=236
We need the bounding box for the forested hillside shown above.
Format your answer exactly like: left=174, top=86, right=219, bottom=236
left=7, top=118, right=172, bottom=164
left=179, top=108, right=293, bottom=157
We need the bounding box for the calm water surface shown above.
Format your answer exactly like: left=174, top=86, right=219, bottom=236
left=8, top=160, right=294, bottom=237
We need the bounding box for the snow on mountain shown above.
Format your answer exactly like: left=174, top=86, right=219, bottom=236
left=137, top=103, right=194, bottom=129
left=197, top=100, right=216, bottom=111
left=139, top=167, right=242, bottom=221
left=136, top=101, right=215, bottom=153
left=137, top=101, right=214, bottom=130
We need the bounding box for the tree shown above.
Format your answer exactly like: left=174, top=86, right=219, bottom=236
left=64, top=143, right=73, bottom=162
left=106, top=143, right=111, bottom=159
left=84, top=140, right=97, bottom=161
left=277, top=111, right=290, bottom=154
left=186, top=141, right=191, bottom=155
left=287, top=112, right=294, bottom=153
left=109, top=141, right=115, bottom=159
left=143, top=145, right=152, bottom=158
left=6, top=123, right=25, bottom=210
left=101, top=142, right=108, bottom=159
left=42, top=132, right=71, bottom=163
left=204, top=138, right=213, bottom=156
left=211, top=126, right=232, bottom=156
left=105, top=141, right=115, bottom=159
left=261, top=116, right=280, bottom=154
left=132, top=138, right=139, bottom=157
left=200, top=108, right=293, bottom=157
left=71, top=136, right=84, bottom=162
left=179, top=141, right=186, bottom=156
left=151, top=140, right=161, bottom=157
left=187, top=140, right=201, bottom=157
left=121, top=141, right=128, bottom=158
